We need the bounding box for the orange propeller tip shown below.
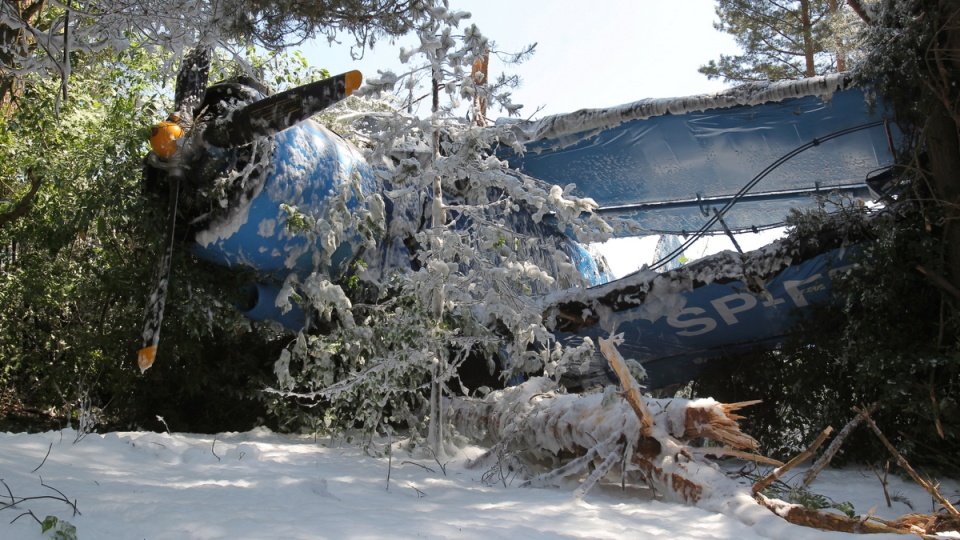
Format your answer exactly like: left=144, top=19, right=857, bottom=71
left=138, top=345, right=157, bottom=373
left=345, top=70, right=363, bottom=96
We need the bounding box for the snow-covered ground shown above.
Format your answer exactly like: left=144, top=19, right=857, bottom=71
left=1, top=428, right=956, bottom=539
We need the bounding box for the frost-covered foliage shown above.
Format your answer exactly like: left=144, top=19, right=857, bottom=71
left=265, top=4, right=612, bottom=444
left=0, top=0, right=423, bottom=106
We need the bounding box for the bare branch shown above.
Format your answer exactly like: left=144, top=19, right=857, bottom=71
left=752, top=426, right=833, bottom=495
left=0, top=169, right=42, bottom=229
left=854, top=405, right=959, bottom=517
left=29, top=443, right=53, bottom=474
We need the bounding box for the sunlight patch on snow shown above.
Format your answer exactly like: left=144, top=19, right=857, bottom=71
left=0, top=429, right=956, bottom=539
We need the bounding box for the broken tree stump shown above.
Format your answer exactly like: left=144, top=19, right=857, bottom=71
left=446, top=374, right=759, bottom=504
left=445, top=335, right=956, bottom=537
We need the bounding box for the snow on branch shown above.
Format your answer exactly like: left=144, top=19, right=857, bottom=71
left=448, top=332, right=959, bottom=536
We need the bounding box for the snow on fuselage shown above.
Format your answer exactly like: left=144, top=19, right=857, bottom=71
left=190, top=119, right=376, bottom=280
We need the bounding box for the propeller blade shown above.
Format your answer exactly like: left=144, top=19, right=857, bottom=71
left=138, top=47, right=212, bottom=371
left=173, top=47, right=211, bottom=120
left=205, top=70, right=362, bottom=148
left=138, top=173, right=181, bottom=373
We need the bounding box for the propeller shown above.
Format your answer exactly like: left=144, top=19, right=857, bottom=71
left=139, top=47, right=211, bottom=373
left=204, top=70, right=362, bottom=147
left=138, top=49, right=363, bottom=373
left=173, top=48, right=211, bottom=122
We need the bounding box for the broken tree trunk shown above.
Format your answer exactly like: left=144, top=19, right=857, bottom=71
left=446, top=335, right=955, bottom=536
left=446, top=374, right=759, bottom=504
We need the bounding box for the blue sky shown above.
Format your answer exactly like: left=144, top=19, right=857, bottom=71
left=303, top=0, right=738, bottom=119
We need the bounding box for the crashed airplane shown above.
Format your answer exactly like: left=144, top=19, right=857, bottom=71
left=141, top=49, right=897, bottom=388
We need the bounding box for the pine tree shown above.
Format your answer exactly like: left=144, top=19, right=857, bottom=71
left=266, top=6, right=609, bottom=448
left=700, top=0, right=865, bottom=82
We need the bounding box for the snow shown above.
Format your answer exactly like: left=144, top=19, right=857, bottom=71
left=509, top=73, right=852, bottom=148
left=1, top=428, right=956, bottom=539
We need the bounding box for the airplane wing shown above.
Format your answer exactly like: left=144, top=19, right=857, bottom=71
left=502, top=73, right=897, bottom=236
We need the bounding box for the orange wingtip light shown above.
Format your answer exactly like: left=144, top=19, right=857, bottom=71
left=138, top=345, right=157, bottom=373
left=150, top=121, right=184, bottom=157
left=344, top=70, right=363, bottom=96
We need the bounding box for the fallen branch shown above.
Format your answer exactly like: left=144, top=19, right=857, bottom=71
left=753, top=427, right=833, bottom=495
left=854, top=405, right=960, bottom=517
left=803, top=402, right=880, bottom=487
left=0, top=477, right=81, bottom=522
left=756, top=493, right=934, bottom=536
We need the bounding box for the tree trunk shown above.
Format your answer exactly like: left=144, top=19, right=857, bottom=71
left=828, top=0, right=847, bottom=72
left=800, top=0, right=816, bottom=77
left=446, top=376, right=760, bottom=504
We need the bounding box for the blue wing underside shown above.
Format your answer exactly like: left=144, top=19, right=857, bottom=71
left=504, top=82, right=896, bottom=236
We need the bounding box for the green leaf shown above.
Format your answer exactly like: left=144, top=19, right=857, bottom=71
left=41, top=515, right=58, bottom=533
left=40, top=515, right=78, bottom=540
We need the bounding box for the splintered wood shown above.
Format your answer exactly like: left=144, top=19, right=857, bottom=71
left=446, top=334, right=762, bottom=506
left=445, top=334, right=958, bottom=537
left=599, top=333, right=758, bottom=451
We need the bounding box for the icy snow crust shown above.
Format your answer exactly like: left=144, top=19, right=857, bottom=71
left=192, top=119, right=376, bottom=280
left=510, top=73, right=852, bottom=146
left=2, top=428, right=947, bottom=539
